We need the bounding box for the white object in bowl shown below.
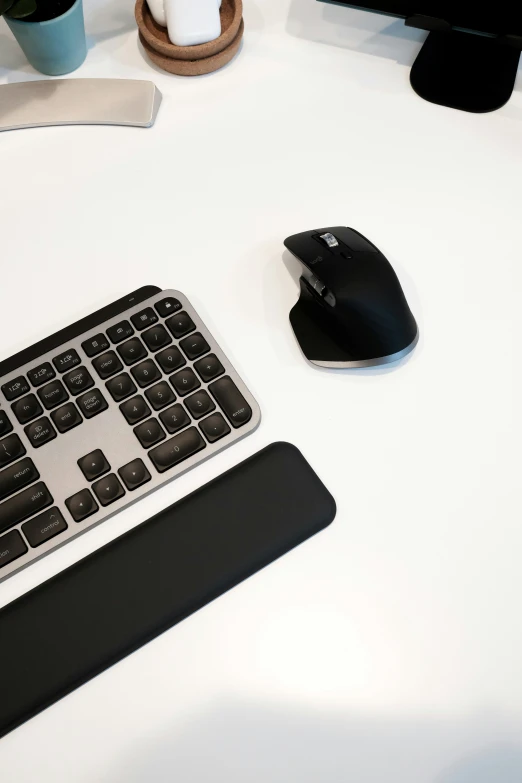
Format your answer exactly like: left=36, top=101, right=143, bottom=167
left=164, top=0, right=222, bottom=46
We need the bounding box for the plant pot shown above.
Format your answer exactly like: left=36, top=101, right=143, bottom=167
left=5, top=0, right=87, bottom=76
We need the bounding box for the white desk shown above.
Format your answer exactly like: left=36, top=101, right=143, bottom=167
left=1, top=1, right=521, bottom=780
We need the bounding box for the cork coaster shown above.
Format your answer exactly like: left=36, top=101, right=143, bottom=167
left=136, top=0, right=242, bottom=61
left=139, top=18, right=244, bottom=76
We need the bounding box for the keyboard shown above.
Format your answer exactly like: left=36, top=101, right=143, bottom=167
left=0, top=286, right=260, bottom=582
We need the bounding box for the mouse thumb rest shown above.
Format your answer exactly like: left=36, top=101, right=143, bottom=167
left=290, top=277, right=419, bottom=369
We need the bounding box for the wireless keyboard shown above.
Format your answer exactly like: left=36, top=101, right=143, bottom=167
left=0, top=286, right=260, bottom=582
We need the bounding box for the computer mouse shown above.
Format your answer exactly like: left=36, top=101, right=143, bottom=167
left=284, top=226, right=418, bottom=368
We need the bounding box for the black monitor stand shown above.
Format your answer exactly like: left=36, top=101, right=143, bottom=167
left=407, top=19, right=521, bottom=113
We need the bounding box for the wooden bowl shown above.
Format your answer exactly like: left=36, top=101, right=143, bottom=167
left=139, top=19, right=244, bottom=76
left=135, top=0, right=242, bottom=61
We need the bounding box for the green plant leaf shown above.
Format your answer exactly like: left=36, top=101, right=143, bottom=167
left=0, top=0, right=16, bottom=15
left=7, top=0, right=37, bottom=18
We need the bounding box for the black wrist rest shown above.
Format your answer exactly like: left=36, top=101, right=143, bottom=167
left=0, top=442, right=336, bottom=739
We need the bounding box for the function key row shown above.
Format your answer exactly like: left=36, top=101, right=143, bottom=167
left=0, top=298, right=185, bottom=404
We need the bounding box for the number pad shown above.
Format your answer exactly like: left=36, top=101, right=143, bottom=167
left=170, top=368, right=200, bottom=396
left=165, top=312, right=195, bottom=338
left=156, top=346, right=185, bottom=374
left=106, top=373, right=137, bottom=402
left=142, top=326, right=171, bottom=352
left=145, top=381, right=175, bottom=411
left=117, top=338, right=147, bottom=366
left=179, top=333, right=210, bottom=360
left=184, top=390, right=215, bottom=420
left=134, top=418, right=166, bottom=449
left=120, top=396, right=151, bottom=425
left=92, top=351, right=123, bottom=380
left=159, top=404, right=191, bottom=435
left=131, top=359, right=161, bottom=388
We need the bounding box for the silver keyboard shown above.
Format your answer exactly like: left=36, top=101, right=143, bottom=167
left=0, top=287, right=260, bottom=582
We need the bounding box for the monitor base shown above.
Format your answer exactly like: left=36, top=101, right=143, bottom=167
left=410, top=30, right=521, bottom=113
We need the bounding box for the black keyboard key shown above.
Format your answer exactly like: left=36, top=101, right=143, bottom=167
left=118, top=459, right=151, bottom=491
left=199, top=412, right=231, bottom=443
left=2, top=376, right=30, bottom=401
left=0, top=411, right=12, bottom=437
left=166, top=311, right=196, bottom=339
left=77, top=389, right=108, bottom=419
left=179, top=333, right=210, bottom=360
left=194, top=354, right=225, bottom=382
left=131, top=307, right=158, bottom=331
left=0, top=458, right=39, bottom=502
left=27, top=362, right=55, bottom=387
left=107, top=320, right=134, bottom=344
left=65, top=489, right=98, bottom=523
left=24, top=417, right=57, bottom=448
left=22, top=508, right=67, bottom=548
left=51, top=403, right=82, bottom=433
left=78, top=449, right=110, bottom=482
left=53, top=349, right=80, bottom=373
left=106, top=373, right=137, bottom=402
left=131, top=359, right=161, bottom=388
left=184, top=390, right=215, bottom=420
left=0, top=434, right=26, bottom=469
left=159, top=404, right=191, bottom=434
left=117, top=337, right=147, bottom=366
left=37, top=380, right=69, bottom=410
left=149, top=427, right=206, bottom=473
left=82, top=333, right=110, bottom=357
left=92, top=351, right=123, bottom=380
left=92, top=473, right=125, bottom=507
left=170, top=368, right=200, bottom=396
left=0, top=530, right=27, bottom=569
left=145, top=381, right=175, bottom=411
left=134, top=418, right=166, bottom=449
left=120, top=396, right=151, bottom=425
left=11, top=394, right=43, bottom=424
left=155, top=297, right=181, bottom=317
left=0, top=482, right=53, bottom=535
left=142, top=325, right=171, bottom=352
left=209, top=376, right=252, bottom=428
left=156, top=345, right=185, bottom=374
left=64, top=366, right=94, bottom=396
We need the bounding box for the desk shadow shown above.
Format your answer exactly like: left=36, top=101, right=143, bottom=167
left=98, top=697, right=522, bottom=783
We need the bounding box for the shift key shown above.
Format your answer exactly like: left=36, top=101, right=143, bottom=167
left=0, top=458, right=40, bottom=502
left=0, top=482, right=53, bottom=535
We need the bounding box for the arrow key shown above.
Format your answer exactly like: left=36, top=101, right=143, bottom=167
left=78, top=449, right=111, bottom=482
left=65, top=489, right=98, bottom=523
left=118, top=458, right=151, bottom=491
left=92, top=474, right=125, bottom=507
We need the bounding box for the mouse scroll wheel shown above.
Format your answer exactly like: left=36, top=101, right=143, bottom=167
left=319, top=233, right=339, bottom=248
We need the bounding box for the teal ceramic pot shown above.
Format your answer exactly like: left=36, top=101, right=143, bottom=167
left=5, top=0, right=87, bottom=76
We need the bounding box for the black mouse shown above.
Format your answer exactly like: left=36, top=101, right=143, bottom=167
left=284, top=226, right=418, bottom=368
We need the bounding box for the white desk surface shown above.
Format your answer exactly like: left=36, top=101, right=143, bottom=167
left=1, top=0, right=521, bottom=780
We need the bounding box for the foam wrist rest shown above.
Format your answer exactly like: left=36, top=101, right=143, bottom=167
left=0, top=442, right=336, bottom=739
